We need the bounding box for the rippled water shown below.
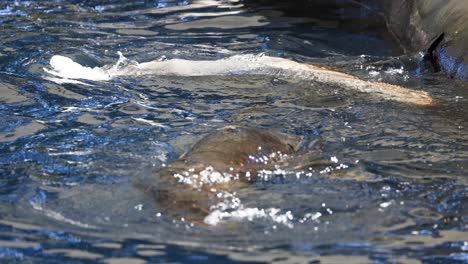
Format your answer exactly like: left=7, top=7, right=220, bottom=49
left=0, top=1, right=467, bottom=263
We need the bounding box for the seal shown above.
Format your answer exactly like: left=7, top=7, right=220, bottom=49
left=46, top=53, right=435, bottom=106
left=137, top=126, right=330, bottom=223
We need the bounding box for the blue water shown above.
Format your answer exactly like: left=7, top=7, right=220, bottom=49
left=0, top=1, right=467, bottom=263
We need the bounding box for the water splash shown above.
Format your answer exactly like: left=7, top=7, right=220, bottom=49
left=44, top=55, right=111, bottom=81
left=43, top=52, right=139, bottom=83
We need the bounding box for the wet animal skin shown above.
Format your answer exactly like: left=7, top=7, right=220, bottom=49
left=138, top=126, right=330, bottom=223
left=47, top=54, right=435, bottom=106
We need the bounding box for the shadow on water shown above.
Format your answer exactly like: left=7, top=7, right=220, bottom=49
left=0, top=0, right=467, bottom=263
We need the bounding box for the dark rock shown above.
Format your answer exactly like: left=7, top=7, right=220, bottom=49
left=245, top=0, right=468, bottom=79
left=381, top=0, right=468, bottom=79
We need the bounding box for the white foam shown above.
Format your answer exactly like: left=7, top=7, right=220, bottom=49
left=204, top=206, right=295, bottom=228
left=385, top=67, right=404, bottom=75
left=45, top=55, right=110, bottom=81
left=379, top=201, right=393, bottom=208
left=44, top=52, right=140, bottom=83
left=299, top=212, right=322, bottom=223
left=172, top=166, right=240, bottom=189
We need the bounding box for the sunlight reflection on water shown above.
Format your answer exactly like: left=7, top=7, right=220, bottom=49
left=0, top=0, right=467, bottom=263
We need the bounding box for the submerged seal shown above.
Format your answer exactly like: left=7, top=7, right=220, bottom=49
left=138, top=126, right=330, bottom=223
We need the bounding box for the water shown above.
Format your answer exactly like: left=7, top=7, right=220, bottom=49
left=0, top=0, right=467, bottom=263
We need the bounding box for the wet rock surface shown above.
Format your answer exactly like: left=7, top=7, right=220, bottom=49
left=247, top=0, right=468, bottom=79
left=381, top=0, right=468, bottom=79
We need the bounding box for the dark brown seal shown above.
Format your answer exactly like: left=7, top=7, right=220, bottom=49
left=138, top=126, right=330, bottom=223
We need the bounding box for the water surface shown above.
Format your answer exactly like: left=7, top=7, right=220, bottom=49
left=0, top=1, right=467, bottom=263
